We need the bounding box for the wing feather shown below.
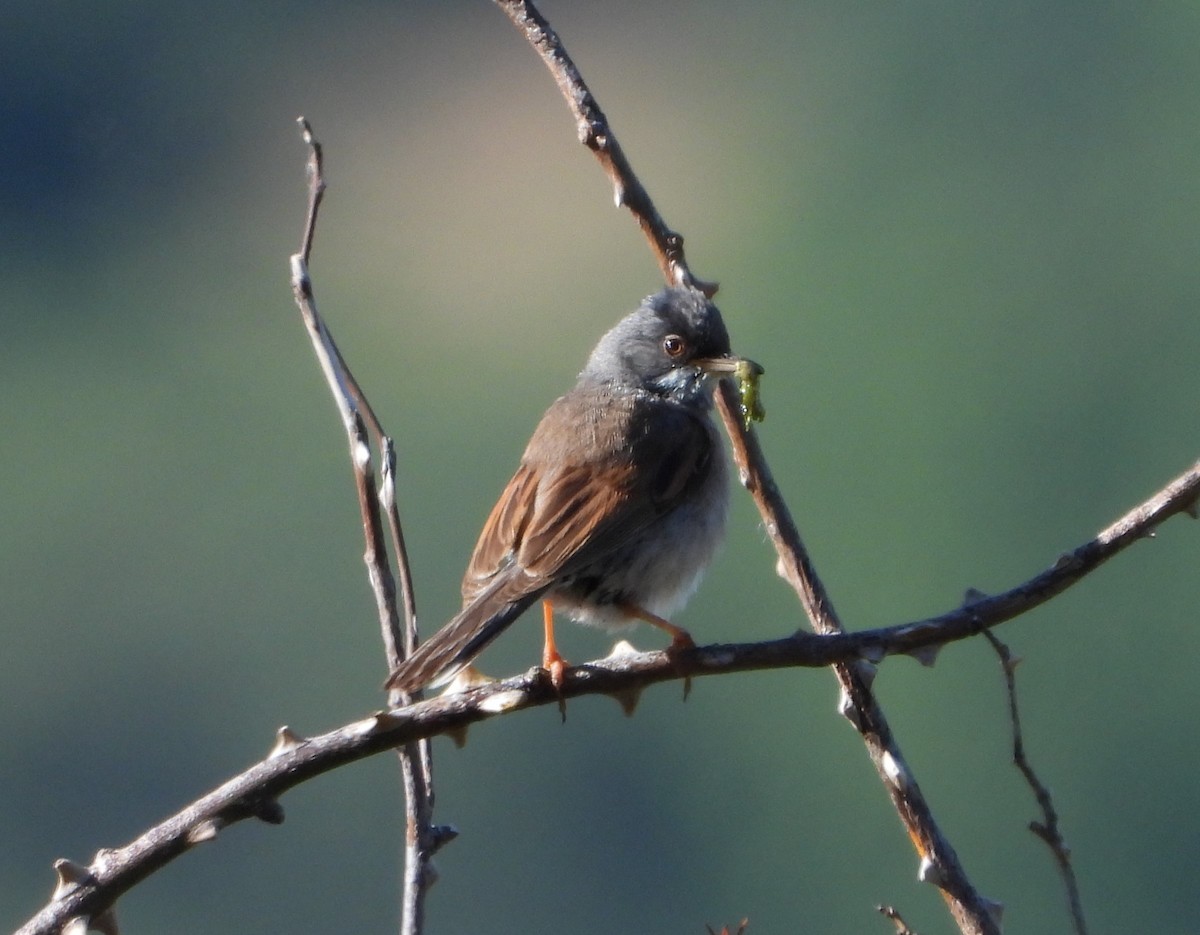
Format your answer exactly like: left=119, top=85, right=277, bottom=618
left=463, top=390, right=714, bottom=601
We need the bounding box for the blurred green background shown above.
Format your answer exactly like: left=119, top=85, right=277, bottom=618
left=3, top=2, right=1198, bottom=933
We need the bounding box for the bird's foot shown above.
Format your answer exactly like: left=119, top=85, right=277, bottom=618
left=542, top=646, right=570, bottom=692
left=542, top=644, right=571, bottom=721
left=664, top=629, right=696, bottom=701
left=619, top=603, right=697, bottom=701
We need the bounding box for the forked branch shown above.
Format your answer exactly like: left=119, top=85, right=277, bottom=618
left=291, top=117, right=441, bottom=935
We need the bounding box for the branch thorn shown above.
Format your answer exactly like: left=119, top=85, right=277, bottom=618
left=270, top=726, right=308, bottom=759
left=52, top=859, right=95, bottom=899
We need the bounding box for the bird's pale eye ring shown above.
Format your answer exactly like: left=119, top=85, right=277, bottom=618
left=662, top=334, right=687, bottom=358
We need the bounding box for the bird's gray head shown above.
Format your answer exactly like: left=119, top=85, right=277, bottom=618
left=580, top=287, right=735, bottom=404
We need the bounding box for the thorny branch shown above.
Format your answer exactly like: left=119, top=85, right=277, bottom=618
left=710, top=396, right=998, bottom=935
left=720, top=394, right=998, bottom=934
left=492, top=0, right=717, bottom=296
left=496, top=1, right=992, bottom=931
left=16, top=392, right=1197, bottom=935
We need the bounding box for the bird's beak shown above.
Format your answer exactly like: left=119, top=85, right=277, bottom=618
left=695, top=355, right=764, bottom=378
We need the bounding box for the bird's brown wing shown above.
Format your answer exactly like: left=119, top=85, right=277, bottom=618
left=463, top=395, right=714, bottom=600
left=385, top=396, right=714, bottom=693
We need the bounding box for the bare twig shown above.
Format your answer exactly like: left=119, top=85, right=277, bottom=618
left=492, top=0, right=716, bottom=296
left=983, top=631, right=1088, bottom=935
left=16, top=431, right=1195, bottom=934
left=291, top=120, right=381, bottom=442
left=381, top=435, right=443, bottom=933
left=290, top=118, right=442, bottom=935
left=878, top=904, right=919, bottom=935
left=377, top=435, right=443, bottom=930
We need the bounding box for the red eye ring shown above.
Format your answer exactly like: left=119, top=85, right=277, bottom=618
left=662, top=335, right=686, bottom=358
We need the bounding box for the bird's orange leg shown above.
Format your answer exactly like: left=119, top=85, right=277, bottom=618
left=619, top=603, right=696, bottom=697
left=618, top=603, right=696, bottom=651
left=542, top=600, right=569, bottom=691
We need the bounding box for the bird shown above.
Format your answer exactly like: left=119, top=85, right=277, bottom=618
left=385, top=286, right=757, bottom=694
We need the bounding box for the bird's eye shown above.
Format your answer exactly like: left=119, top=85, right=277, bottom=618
left=662, top=334, right=686, bottom=358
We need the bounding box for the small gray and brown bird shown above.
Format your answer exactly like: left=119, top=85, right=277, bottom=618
left=385, top=286, right=758, bottom=693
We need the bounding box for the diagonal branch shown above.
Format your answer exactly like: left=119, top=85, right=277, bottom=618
left=492, top=1, right=1010, bottom=930
left=494, top=0, right=1200, bottom=925
left=710, top=392, right=998, bottom=935
left=883, top=457, right=1200, bottom=656
left=492, top=0, right=716, bottom=296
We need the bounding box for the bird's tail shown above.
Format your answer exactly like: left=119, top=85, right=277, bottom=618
left=384, top=579, right=546, bottom=693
